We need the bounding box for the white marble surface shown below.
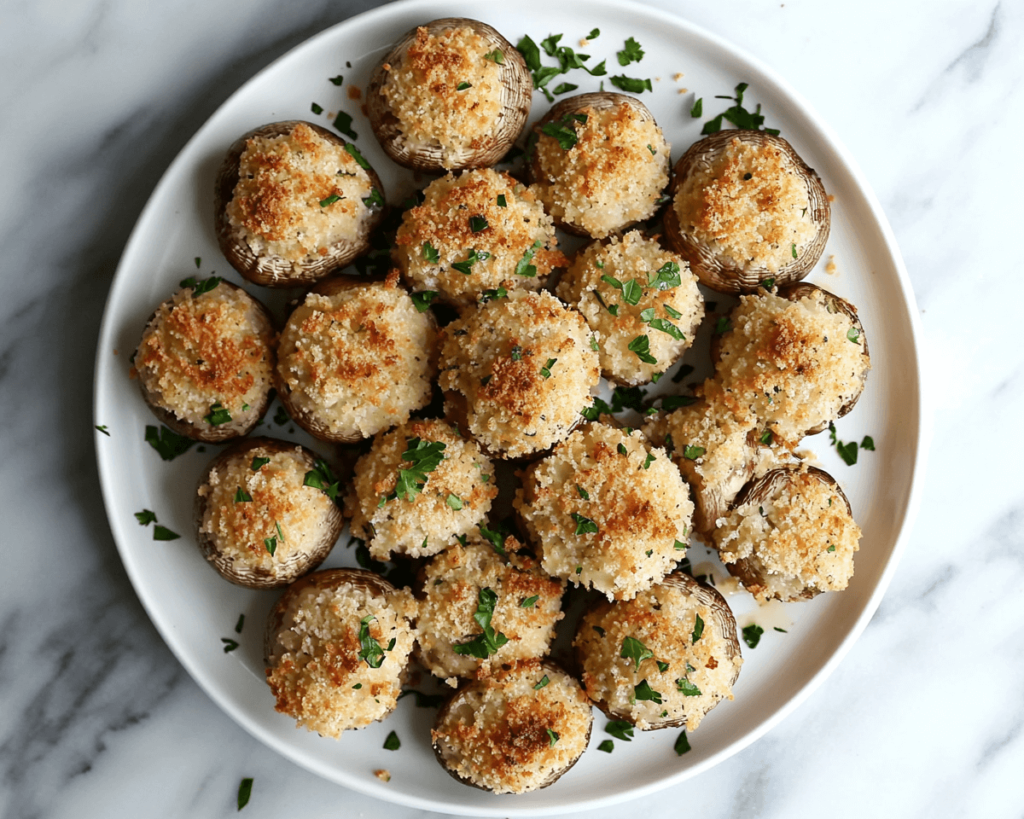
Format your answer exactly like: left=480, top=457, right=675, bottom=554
left=1, top=0, right=1022, bottom=816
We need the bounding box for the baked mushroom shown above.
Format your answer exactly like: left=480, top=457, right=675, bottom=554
left=574, top=571, right=742, bottom=731
left=664, top=129, right=829, bottom=293
left=193, top=437, right=343, bottom=588
left=133, top=278, right=274, bottom=442
left=414, top=536, right=564, bottom=683
left=275, top=272, right=438, bottom=443
left=264, top=568, right=417, bottom=737
left=527, top=92, right=670, bottom=238
left=713, top=464, right=861, bottom=602
left=345, top=419, right=498, bottom=561
left=392, top=168, right=566, bottom=307
left=366, top=18, right=532, bottom=172
left=438, top=290, right=600, bottom=459
left=713, top=287, right=870, bottom=445
left=515, top=423, right=693, bottom=600
left=431, top=659, right=592, bottom=793
left=555, top=231, right=703, bottom=385
left=215, top=121, right=386, bottom=287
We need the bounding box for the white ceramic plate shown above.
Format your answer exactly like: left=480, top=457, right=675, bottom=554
left=93, top=0, right=926, bottom=814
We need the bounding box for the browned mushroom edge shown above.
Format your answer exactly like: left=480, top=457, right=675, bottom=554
left=193, top=437, right=343, bottom=589
left=722, top=464, right=852, bottom=601
left=366, top=18, right=532, bottom=173
left=573, top=570, right=742, bottom=729
left=137, top=280, right=276, bottom=443
left=431, top=659, right=592, bottom=792
left=663, top=129, right=830, bottom=294
left=274, top=275, right=440, bottom=444
left=527, top=92, right=664, bottom=238
left=214, top=121, right=386, bottom=288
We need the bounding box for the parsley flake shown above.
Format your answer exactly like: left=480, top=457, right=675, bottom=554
left=674, top=731, right=692, bottom=755
left=742, top=624, right=764, bottom=649
left=310, top=102, right=323, bottom=115
left=233, top=487, right=252, bottom=503
left=627, top=334, right=657, bottom=364
left=251, top=456, right=270, bottom=471
left=598, top=739, right=614, bottom=753
left=642, top=453, right=656, bottom=469
left=422, top=242, right=440, bottom=264
left=540, top=358, right=557, bottom=378
left=362, top=187, right=384, bottom=208
left=344, top=142, right=371, bottom=169
left=357, top=615, right=386, bottom=668
left=469, top=214, right=488, bottom=233
left=535, top=675, right=550, bottom=690
left=621, top=636, right=653, bottom=671
left=692, top=614, right=705, bottom=644
left=204, top=403, right=231, bottom=426
left=393, top=438, right=446, bottom=501
left=617, top=37, right=645, bottom=66
left=332, top=110, right=357, bottom=138
left=451, top=248, right=490, bottom=275
left=134, top=509, right=157, bottom=526
left=95, top=424, right=110, bottom=436
left=571, top=513, right=598, bottom=535
left=446, top=494, right=463, bottom=511
left=329, top=74, right=343, bottom=86
left=237, top=777, right=253, bottom=810
left=606, top=720, right=634, bottom=741
left=152, top=525, right=180, bottom=541
left=700, top=81, right=779, bottom=136
left=383, top=731, right=401, bottom=751
left=456, top=81, right=471, bottom=91
left=576, top=484, right=590, bottom=500
left=847, top=326, right=861, bottom=344
left=411, top=291, right=437, bottom=312
left=520, top=595, right=539, bottom=608
left=452, top=587, right=509, bottom=658
left=303, top=459, right=342, bottom=501
left=221, top=638, right=239, bottom=653
left=610, top=75, right=652, bottom=93
left=676, top=678, right=702, bottom=696
left=484, top=49, right=505, bottom=64
left=496, top=194, right=507, bottom=207
left=691, top=98, right=703, bottom=117
left=633, top=680, right=663, bottom=704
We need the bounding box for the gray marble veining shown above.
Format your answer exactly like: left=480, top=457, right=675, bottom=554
left=3, top=0, right=1024, bottom=816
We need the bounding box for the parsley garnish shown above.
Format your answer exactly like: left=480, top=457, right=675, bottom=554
left=627, top=335, right=657, bottom=365
left=451, top=248, right=490, bottom=275
left=520, top=595, right=539, bottom=608
left=617, top=37, right=644, bottom=66
left=469, top=215, right=488, bottom=233
left=221, top=638, right=239, bottom=653
left=251, top=456, right=269, bottom=471
left=647, top=318, right=684, bottom=340
left=642, top=453, right=656, bottom=469
left=576, top=485, right=590, bottom=500
left=332, top=110, right=357, bottom=138
left=452, top=587, right=509, bottom=658
left=617, top=443, right=628, bottom=456
left=571, top=513, right=598, bottom=535
left=135, top=509, right=157, bottom=526
left=204, top=402, right=231, bottom=426
left=714, top=316, right=732, bottom=335
left=847, top=326, right=861, bottom=344
left=383, top=731, right=401, bottom=751
left=357, top=615, right=386, bottom=668
left=95, top=424, right=110, bottom=436
left=484, top=49, right=505, bottom=63
left=456, top=81, right=471, bottom=91
left=700, top=82, right=780, bottom=136
left=633, top=680, right=663, bottom=704
left=540, top=113, right=588, bottom=150
left=598, top=739, right=614, bottom=753
left=329, top=74, right=343, bottom=86
left=610, top=75, right=652, bottom=93
left=760, top=429, right=773, bottom=445
left=392, top=438, right=446, bottom=501
left=606, top=720, right=634, bottom=741
left=676, top=678, right=702, bottom=696
left=479, top=522, right=510, bottom=555
left=514, top=239, right=542, bottom=277
left=153, top=525, right=180, bottom=541
left=235, top=614, right=245, bottom=633
left=535, top=675, right=550, bottom=690
left=311, top=102, right=323, bottom=115
left=496, top=194, right=507, bottom=207
left=510, top=345, right=524, bottom=362
left=828, top=422, right=860, bottom=466
left=663, top=304, right=683, bottom=320
left=344, top=142, right=371, bottom=169
left=791, top=242, right=798, bottom=260
left=480, top=287, right=507, bottom=303
left=303, top=459, right=342, bottom=501
left=692, top=614, right=705, bottom=644
left=264, top=536, right=277, bottom=556
left=362, top=188, right=384, bottom=208
left=553, top=82, right=578, bottom=95
left=742, top=624, right=764, bottom=649
left=621, top=636, right=653, bottom=671
left=761, top=277, right=776, bottom=290
left=422, top=242, right=440, bottom=264
left=237, top=777, right=253, bottom=810
left=861, top=435, right=876, bottom=450
left=674, top=539, right=687, bottom=551
left=179, top=275, right=222, bottom=294
left=233, top=487, right=252, bottom=503
left=194, top=256, right=201, bottom=268
left=446, top=494, right=463, bottom=511
left=674, top=731, right=691, bottom=755
left=411, top=291, right=437, bottom=312
left=691, top=98, right=703, bottom=117
left=540, top=358, right=557, bottom=378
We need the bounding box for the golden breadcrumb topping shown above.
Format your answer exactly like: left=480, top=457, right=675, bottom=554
left=516, top=423, right=693, bottom=600
left=532, top=102, right=670, bottom=237
left=439, top=291, right=600, bottom=458
left=381, top=26, right=503, bottom=166
left=715, top=291, right=869, bottom=444
left=346, top=419, right=498, bottom=560
left=575, top=579, right=742, bottom=730
left=266, top=582, right=417, bottom=737
left=198, top=444, right=334, bottom=570
left=227, top=122, right=374, bottom=262
left=674, top=136, right=815, bottom=273
left=394, top=169, right=565, bottom=306
left=277, top=279, right=436, bottom=438
left=432, top=660, right=591, bottom=793
left=417, top=538, right=565, bottom=681
left=135, top=284, right=271, bottom=429
left=556, top=231, right=703, bottom=383
left=714, top=467, right=860, bottom=601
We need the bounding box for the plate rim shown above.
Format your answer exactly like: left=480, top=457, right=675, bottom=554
left=93, top=0, right=929, bottom=813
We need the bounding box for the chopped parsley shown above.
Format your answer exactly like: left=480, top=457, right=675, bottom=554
left=760, top=429, right=773, bottom=445
left=95, top=424, right=110, bottom=436
left=251, top=456, right=270, bottom=471
left=514, top=240, right=543, bottom=277
left=152, top=525, right=180, bottom=541
left=605, top=720, right=634, bottom=741
left=590, top=335, right=600, bottom=351
left=742, top=624, right=764, bottom=649
left=391, top=438, right=446, bottom=501
left=357, top=615, right=386, bottom=668
left=520, top=595, right=539, bottom=608
left=598, top=739, right=614, bottom=753
left=469, top=214, right=488, bottom=233
left=332, top=110, right=357, bottom=138
left=303, top=458, right=342, bottom=501
left=617, top=442, right=628, bottom=456
left=540, top=113, right=588, bottom=150
left=620, top=636, right=653, bottom=672
left=847, top=326, right=861, bottom=344
left=692, top=614, right=705, bottom=644
left=617, top=37, right=644, bottom=66
left=446, top=494, right=463, bottom=511
left=676, top=678, right=702, bottom=697
left=221, top=638, right=239, bottom=653
left=828, top=422, right=860, bottom=466
left=479, top=523, right=509, bottom=555
left=610, top=75, right=652, bottom=93
left=642, top=453, right=656, bottom=470
left=674, top=539, right=687, bottom=551
left=194, top=256, right=202, bottom=268
left=344, top=142, right=371, bottom=169
left=540, top=358, right=557, bottom=378
left=774, top=627, right=788, bottom=633
left=633, top=680, right=663, bottom=704
left=714, top=316, right=732, bottom=335
left=664, top=303, right=683, bottom=320
left=647, top=318, right=684, bottom=340
left=690, top=97, right=703, bottom=117
left=700, top=81, right=780, bottom=136
left=411, top=291, right=437, bottom=312
left=571, top=513, right=599, bottom=535
left=546, top=728, right=560, bottom=746
left=674, top=730, right=691, bottom=755
left=761, top=277, right=776, bottom=291
left=552, top=82, right=578, bottom=94
left=310, top=102, right=323, bottom=115
left=456, top=81, right=471, bottom=91
left=496, top=194, right=507, bottom=207
left=452, top=587, right=509, bottom=658
left=383, top=731, right=401, bottom=751
left=791, top=242, right=798, bottom=260
left=329, top=74, right=343, bottom=86
left=451, top=248, right=490, bottom=275
left=483, top=49, right=505, bottom=63
left=204, top=402, right=231, bottom=426
left=134, top=509, right=157, bottom=526
left=422, top=241, right=440, bottom=264
left=682, top=444, right=705, bottom=461
left=237, top=777, right=253, bottom=810
left=235, top=614, right=245, bottom=634
left=179, top=275, right=221, bottom=294
left=534, top=675, right=550, bottom=690
left=362, top=187, right=384, bottom=208
left=576, top=485, right=590, bottom=500
left=861, top=435, right=876, bottom=451
left=627, top=334, right=657, bottom=364
left=233, top=487, right=252, bottom=503
left=480, top=287, right=507, bottom=303
left=672, top=363, right=695, bottom=384
left=264, top=536, right=277, bottom=556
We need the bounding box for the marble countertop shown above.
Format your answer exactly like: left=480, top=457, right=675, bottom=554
left=2, top=0, right=1022, bottom=816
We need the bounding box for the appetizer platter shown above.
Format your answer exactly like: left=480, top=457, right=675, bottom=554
left=93, top=0, right=924, bottom=814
